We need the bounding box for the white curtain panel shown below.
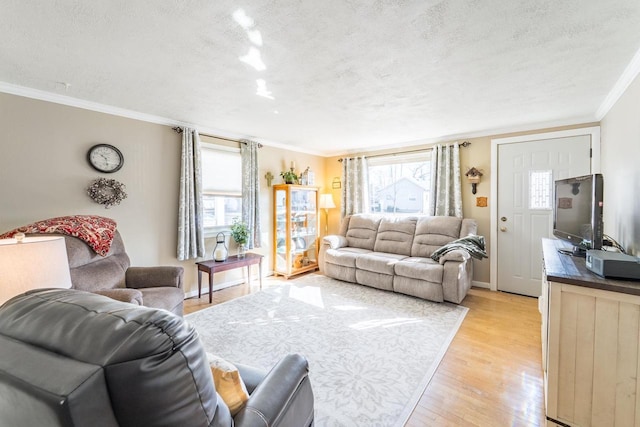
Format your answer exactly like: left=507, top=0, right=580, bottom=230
left=341, top=156, right=369, bottom=218
left=177, top=128, right=205, bottom=260
left=430, top=143, right=463, bottom=217
left=240, top=140, right=261, bottom=249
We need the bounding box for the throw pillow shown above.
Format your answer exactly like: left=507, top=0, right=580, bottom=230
left=206, top=352, right=249, bottom=416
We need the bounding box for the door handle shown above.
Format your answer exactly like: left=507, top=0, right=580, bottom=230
left=500, top=226, right=507, bottom=232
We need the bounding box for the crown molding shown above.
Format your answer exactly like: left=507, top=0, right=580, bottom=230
left=595, top=45, right=640, bottom=120
left=0, top=81, right=325, bottom=156
left=324, top=115, right=598, bottom=157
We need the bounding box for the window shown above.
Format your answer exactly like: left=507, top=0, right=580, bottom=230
left=201, top=143, right=242, bottom=231
left=529, top=170, right=552, bottom=210
left=367, top=151, right=432, bottom=215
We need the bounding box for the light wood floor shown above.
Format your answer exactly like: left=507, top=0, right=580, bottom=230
left=184, top=276, right=545, bottom=426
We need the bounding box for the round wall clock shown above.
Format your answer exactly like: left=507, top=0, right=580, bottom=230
left=87, top=144, right=124, bottom=173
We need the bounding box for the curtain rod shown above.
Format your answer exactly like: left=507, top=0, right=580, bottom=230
left=337, top=141, right=471, bottom=162
left=172, top=127, right=263, bottom=148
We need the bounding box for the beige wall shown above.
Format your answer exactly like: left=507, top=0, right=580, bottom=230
left=0, top=92, right=325, bottom=295
left=324, top=122, right=599, bottom=284
left=600, top=73, right=640, bottom=255
left=4, top=87, right=627, bottom=291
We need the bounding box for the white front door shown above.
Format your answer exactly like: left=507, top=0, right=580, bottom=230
left=496, top=136, right=591, bottom=297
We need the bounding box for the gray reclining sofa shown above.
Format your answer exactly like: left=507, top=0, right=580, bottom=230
left=319, top=214, right=477, bottom=303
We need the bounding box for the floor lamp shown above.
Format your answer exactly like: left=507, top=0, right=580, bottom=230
left=318, top=194, right=336, bottom=236
left=0, top=234, right=72, bottom=305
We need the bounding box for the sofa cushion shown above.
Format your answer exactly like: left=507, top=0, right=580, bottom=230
left=344, top=215, right=382, bottom=250
left=373, top=217, right=417, bottom=256
left=411, top=216, right=463, bottom=258
left=324, top=247, right=372, bottom=268
left=139, top=287, right=185, bottom=315
left=394, top=257, right=443, bottom=283
left=70, top=255, right=128, bottom=292
left=355, top=252, right=408, bottom=275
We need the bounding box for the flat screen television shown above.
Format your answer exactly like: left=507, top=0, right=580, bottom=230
left=553, top=173, right=603, bottom=257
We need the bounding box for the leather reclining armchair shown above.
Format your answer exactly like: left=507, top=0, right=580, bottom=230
left=0, top=289, right=314, bottom=427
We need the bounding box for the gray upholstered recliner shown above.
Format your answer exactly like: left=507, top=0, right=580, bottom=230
left=55, top=230, right=185, bottom=316
left=0, top=289, right=315, bottom=427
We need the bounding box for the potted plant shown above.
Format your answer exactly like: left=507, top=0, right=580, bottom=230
left=280, top=170, right=298, bottom=184
left=230, top=218, right=249, bottom=258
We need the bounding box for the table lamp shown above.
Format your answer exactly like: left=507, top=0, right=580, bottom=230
left=0, top=234, right=72, bottom=306
left=318, top=194, right=336, bottom=235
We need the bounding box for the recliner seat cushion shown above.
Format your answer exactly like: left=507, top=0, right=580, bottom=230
left=395, top=257, right=443, bottom=283
left=393, top=276, right=444, bottom=302
left=355, top=252, right=408, bottom=275
left=138, top=287, right=185, bottom=315
left=356, top=269, right=394, bottom=291
left=324, top=263, right=357, bottom=283
left=324, top=247, right=371, bottom=268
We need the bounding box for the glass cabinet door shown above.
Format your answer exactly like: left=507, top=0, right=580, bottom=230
left=273, top=185, right=319, bottom=277
left=274, top=188, right=288, bottom=273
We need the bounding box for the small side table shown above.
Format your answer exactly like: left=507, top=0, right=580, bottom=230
left=196, top=253, right=264, bottom=304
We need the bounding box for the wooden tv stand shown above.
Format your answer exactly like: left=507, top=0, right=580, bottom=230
left=541, top=238, right=640, bottom=426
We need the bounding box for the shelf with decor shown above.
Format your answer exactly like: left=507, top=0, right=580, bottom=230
left=273, top=184, right=319, bottom=278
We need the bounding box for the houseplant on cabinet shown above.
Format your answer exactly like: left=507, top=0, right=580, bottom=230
left=280, top=170, right=298, bottom=184
left=230, top=218, right=249, bottom=258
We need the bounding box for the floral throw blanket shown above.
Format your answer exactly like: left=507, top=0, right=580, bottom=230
left=0, top=215, right=117, bottom=256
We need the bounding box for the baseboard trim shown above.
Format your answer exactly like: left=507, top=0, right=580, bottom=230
left=472, top=280, right=490, bottom=289
left=183, top=271, right=274, bottom=299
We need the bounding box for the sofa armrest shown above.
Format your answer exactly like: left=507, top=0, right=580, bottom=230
left=234, top=354, right=314, bottom=427
left=322, top=235, right=348, bottom=249
left=125, top=266, right=184, bottom=290
left=94, top=288, right=143, bottom=305
left=438, top=249, right=471, bottom=265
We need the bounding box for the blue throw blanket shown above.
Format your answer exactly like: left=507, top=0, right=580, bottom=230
left=431, top=235, right=488, bottom=261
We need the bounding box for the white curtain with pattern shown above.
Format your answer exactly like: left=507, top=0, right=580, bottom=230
left=241, top=139, right=261, bottom=249
left=341, top=156, right=369, bottom=218
left=177, top=128, right=205, bottom=260
left=429, top=143, right=463, bottom=217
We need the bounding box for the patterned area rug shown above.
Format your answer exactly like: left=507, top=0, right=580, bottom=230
left=186, top=274, right=467, bottom=426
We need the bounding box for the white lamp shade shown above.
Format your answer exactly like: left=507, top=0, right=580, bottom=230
left=0, top=236, right=72, bottom=305
left=318, top=194, right=336, bottom=209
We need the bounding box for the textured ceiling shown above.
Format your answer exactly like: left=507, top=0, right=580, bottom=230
left=1, top=1, right=639, bottom=155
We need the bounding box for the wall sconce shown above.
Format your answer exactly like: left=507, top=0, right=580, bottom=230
left=465, top=167, right=483, bottom=195
left=332, top=177, right=341, bottom=189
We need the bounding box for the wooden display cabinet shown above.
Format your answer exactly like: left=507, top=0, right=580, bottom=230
left=273, top=184, right=319, bottom=278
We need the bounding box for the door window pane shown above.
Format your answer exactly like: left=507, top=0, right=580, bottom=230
left=529, top=170, right=552, bottom=210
